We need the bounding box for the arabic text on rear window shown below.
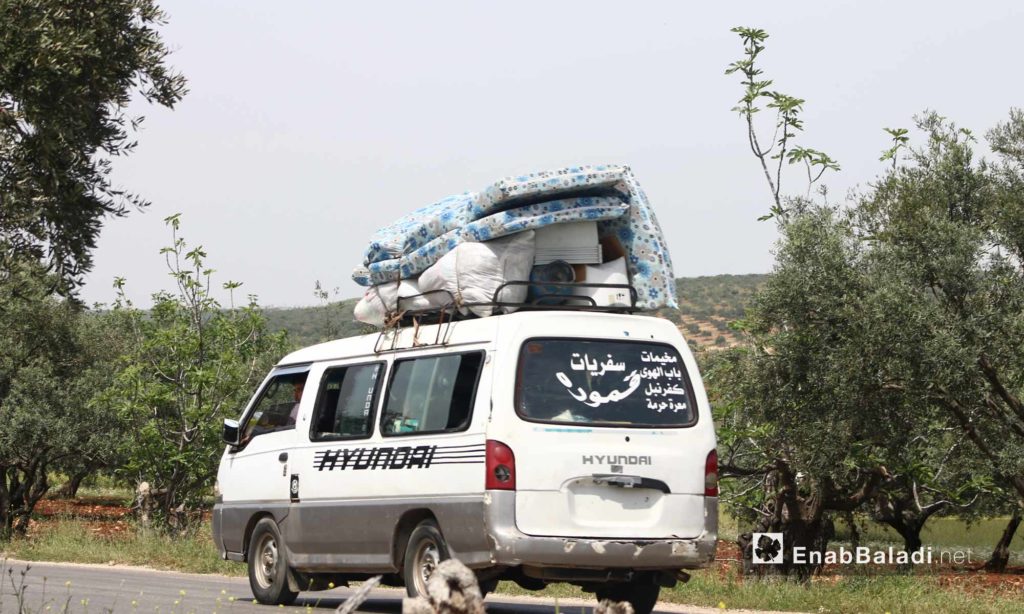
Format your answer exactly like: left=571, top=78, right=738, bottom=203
left=516, top=339, right=695, bottom=427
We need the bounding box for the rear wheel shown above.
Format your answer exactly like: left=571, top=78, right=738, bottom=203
left=595, top=576, right=661, bottom=614
left=247, top=518, right=298, bottom=605
left=403, top=520, right=450, bottom=598
left=478, top=578, right=498, bottom=598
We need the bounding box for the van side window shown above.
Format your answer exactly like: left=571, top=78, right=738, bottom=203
left=311, top=363, right=383, bottom=440
left=381, top=352, right=484, bottom=436
left=241, top=371, right=309, bottom=442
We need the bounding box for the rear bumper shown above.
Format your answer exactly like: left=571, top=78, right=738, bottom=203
left=484, top=490, right=717, bottom=569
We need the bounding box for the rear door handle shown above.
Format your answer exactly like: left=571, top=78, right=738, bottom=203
left=278, top=452, right=288, bottom=462
left=592, top=474, right=671, bottom=494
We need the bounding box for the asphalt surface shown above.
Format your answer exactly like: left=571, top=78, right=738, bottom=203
left=0, top=560, right=740, bottom=614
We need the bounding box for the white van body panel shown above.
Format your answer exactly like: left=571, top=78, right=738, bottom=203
left=213, top=311, right=717, bottom=578
left=218, top=366, right=309, bottom=506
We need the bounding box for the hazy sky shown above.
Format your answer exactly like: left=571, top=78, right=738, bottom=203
left=81, top=0, right=1024, bottom=307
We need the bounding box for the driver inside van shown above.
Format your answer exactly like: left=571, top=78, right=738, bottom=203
left=287, top=380, right=305, bottom=424
left=240, top=376, right=307, bottom=444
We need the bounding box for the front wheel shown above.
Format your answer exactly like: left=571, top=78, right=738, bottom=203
left=247, top=518, right=298, bottom=605
left=595, top=577, right=661, bottom=614
left=403, top=520, right=450, bottom=598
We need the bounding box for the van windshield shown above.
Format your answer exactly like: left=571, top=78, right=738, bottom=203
left=516, top=339, right=696, bottom=428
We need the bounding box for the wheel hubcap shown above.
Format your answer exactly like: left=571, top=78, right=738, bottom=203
left=415, top=542, right=440, bottom=595
left=254, top=534, right=278, bottom=588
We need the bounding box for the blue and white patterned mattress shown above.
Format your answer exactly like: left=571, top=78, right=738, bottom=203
left=354, top=164, right=677, bottom=310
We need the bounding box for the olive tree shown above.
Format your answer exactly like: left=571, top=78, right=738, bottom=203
left=0, top=0, right=186, bottom=292
left=716, top=110, right=1024, bottom=576
left=707, top=207, right=894, bottom=578
left=854, top=111, right=1024, bottom=568
left=0, top=259, right=128, bottom=538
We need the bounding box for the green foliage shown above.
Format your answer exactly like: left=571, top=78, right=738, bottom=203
left=722, top=26, right=1024, bottom=574
left=707, top=209, right=901, bottom=575
left=106, top=216, right=284, bottom=531
left=880, top=127, right=910, bottom=169
left=714, top=109, right=1024, bottom=574
left=0, top=0, right=186, bottom=292
left=0, top=259, right=126, bottom=539
left=726, top=26, right=839, bottom=218
left=854, top=111, right=1024, bottom=502
left=6, top=517, right=242, bottom=576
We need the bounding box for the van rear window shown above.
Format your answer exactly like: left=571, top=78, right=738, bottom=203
left=516, top=339, right=695, bottom=428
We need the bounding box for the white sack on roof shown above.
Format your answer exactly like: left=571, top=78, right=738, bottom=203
left=418, top=231, right=535, bottom=318
left=353, top=278, right=444, bottom=327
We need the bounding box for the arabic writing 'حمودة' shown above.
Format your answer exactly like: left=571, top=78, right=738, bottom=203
left=556, top=370, right=643, bottom=408
left=555, top=351, right=689, bottom=413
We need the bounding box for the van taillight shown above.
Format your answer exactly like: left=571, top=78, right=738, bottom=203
left=704, top=449, right=718, bottom=497
left=486, top=440, right=516, bottom=490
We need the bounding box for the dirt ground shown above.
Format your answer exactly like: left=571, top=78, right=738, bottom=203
left=30, top=497, right=1024, bottom=597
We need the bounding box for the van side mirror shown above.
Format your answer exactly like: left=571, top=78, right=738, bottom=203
left=223, top=419, right=241, bottom=446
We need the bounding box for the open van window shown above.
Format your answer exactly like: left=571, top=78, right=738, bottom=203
left=240, top=370, right=310, bottom=442
left=381, top=352, right=484, bottom=436
left=516, top=339, right=696, bottom=428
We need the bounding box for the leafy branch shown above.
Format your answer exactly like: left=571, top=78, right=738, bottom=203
left=879, top=127, right=910, bottom=169
left=726, top=26, right=839, bottom=219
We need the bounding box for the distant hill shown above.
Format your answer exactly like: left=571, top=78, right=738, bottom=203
left=662, top=274, right=768, bottom=348
left=264, top=273, right=768, bottom=351
left=264, top=299, right=370, bottom=351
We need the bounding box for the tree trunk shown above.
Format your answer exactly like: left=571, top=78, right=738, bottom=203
left=0, top=467, right=12, bottom=541
left=842, top=511, right=860, bottom=551
left=738, top=464, right=833, bottom=581
left=985, top=511, right=1022, bottom=573
left=11, top=466, right=49, bottom=535
left=901, top=526, right=923, bottom=554
left=872, top=489, right=941, bottom=565
left=54, top=468, right=92, bottom=499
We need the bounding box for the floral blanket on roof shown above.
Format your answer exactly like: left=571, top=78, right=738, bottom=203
left=353, top=164, right=678, bottom=310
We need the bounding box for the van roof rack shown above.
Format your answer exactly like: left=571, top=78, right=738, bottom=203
left=372, top=281, right=640, bottom=351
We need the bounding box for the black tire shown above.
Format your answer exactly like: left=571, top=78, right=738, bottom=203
left=478, top=578, right=498, bottom=599
left=595, top=577, right=661, bottom=614
left=247, top=518, right=299, bottom=605
left=403, top=520, right=450, bottom=598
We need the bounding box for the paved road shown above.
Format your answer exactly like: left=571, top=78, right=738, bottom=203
left=0, top=560, right=752, bottom=614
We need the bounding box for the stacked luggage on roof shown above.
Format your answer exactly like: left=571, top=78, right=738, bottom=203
left=353, top=164, right=677, bottom=326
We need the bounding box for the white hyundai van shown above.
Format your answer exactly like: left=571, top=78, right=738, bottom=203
left=213, top=309, right=717, bottom=613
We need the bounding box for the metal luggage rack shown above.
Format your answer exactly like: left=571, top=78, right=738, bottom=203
left=373, top=281, right=639, bottom=352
